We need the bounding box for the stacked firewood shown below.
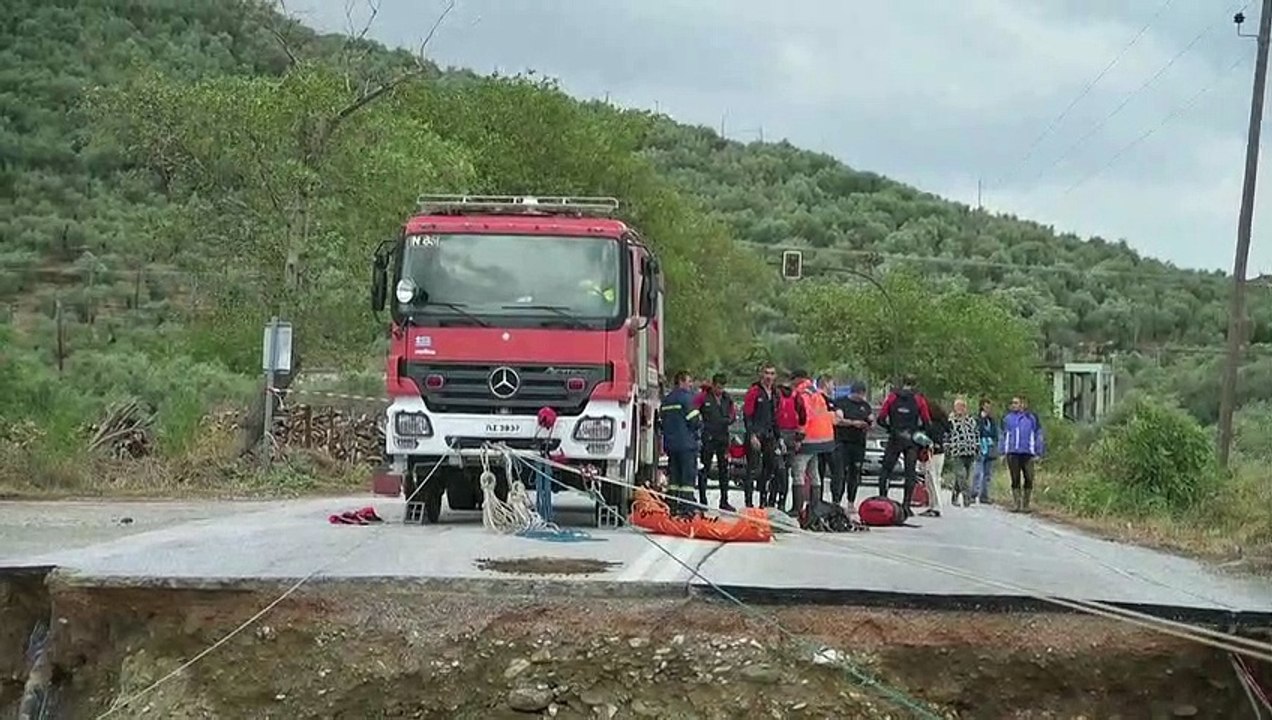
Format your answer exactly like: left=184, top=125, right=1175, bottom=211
left=270, top=404, right=384, bottom=464
left=86, top=400, right=155, bottom=459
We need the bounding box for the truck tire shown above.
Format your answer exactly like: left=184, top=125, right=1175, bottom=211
left=422, top=480, right=444, bottom=524
left=601, top=477, right=631, bottom=513
left=445, top=468, right=479, bottom=511
left=404, top=459, right=445, bottom=524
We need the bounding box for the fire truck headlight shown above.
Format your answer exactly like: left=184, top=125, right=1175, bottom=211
left=573, top=417, right=614, bottom=442
left=394, top=412, right=433, bottom=438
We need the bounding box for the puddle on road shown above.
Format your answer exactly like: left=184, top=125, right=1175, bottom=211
left=475, top=557, right=620, bottom=575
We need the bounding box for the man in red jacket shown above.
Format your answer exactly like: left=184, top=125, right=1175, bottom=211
left=876, top=374, right=932, bottom=509
left=742, top=364, right=780, bottom=509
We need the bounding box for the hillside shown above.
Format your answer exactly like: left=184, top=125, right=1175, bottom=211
left=2, top=0, right=1269, bottom=423
left=4, top=0, right=1271, bottom=588
left=641, top=121, right=1260, bottom=356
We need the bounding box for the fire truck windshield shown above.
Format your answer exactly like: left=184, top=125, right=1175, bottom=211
left=398, top=233, right=623, bottom=328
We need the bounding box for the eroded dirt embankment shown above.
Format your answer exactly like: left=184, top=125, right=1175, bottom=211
left=1, top=570, right=1268, bottom=719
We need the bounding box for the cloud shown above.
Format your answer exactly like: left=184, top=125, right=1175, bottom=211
left=288, top=0, right=1266, bottom=272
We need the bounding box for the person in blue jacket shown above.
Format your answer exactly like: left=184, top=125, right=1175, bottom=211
left=1000, top=395, right=1044, bottom=513
left=973, top=397, right=999, bottom=505
left=660, top=370, right=702, bottom=517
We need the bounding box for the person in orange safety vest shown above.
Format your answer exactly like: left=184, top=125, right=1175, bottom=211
left=786, top=370, right=841, bottom=520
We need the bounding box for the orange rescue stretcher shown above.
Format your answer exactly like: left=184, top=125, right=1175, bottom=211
left=628, top=487, right=774, bottom=543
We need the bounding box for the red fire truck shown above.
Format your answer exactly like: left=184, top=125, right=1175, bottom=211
left=370, top=195, right=665, bottom=525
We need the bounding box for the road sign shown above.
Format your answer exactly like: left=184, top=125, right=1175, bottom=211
left=262, top=318, right=293, bottom=374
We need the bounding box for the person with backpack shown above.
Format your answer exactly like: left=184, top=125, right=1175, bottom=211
left=945, top=395, right=979, bottom=508
left=694, top=373, right=736, bottom=512
left=876, top=375, right=932, bottom=509
left=973, top=397, right=999, bottom=505
left=1000, top=395, right=1044, bottom=513
left=788, top=370, right=839, bottom=521
left=659, top=371, right=702, bottom=517
left=833, top=381, right=873, bottom=506
left=742, top=364, right=781, bottom=509
left=769, top=376, right=807, bottom=510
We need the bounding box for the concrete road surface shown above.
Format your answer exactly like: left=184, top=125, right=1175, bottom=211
left=2, top=492, right=1270, bottom=621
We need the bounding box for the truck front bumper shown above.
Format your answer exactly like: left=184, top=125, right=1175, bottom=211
left=383, top=396, right=631, bottom=464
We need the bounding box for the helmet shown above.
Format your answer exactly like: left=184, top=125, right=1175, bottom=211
left=912, top=431, right=932, bottom=448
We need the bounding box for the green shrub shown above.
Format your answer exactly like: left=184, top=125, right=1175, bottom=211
left=1090, top=396, right=1216, bottom=514
left=1233, top=400, right=1272, bottom=462
left=1041, top=417, right=1080, bottom=466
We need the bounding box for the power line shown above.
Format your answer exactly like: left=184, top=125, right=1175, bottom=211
left=742, top=241, right=1231, bottom=282
left=1017, top=19, right=1225, bottom=193
left=992, top=0, right=1179, bottom=189
left=1062, top=49, right=1252, bottom=196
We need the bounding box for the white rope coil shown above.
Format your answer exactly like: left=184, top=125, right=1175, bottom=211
left=480, top=469, right=522, bottom=534
left=478, top=446, right=562, bottom=535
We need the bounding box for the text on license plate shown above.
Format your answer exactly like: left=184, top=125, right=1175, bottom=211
left=485, top=422, right=522, bottom=435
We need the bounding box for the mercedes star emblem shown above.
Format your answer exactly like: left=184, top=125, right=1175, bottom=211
left=488, top=366, right=521, bottom=399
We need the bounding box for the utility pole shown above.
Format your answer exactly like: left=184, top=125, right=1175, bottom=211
left=976, top=178, right=983, bottom=210
left=1218, top=1, right=1272, bottom=468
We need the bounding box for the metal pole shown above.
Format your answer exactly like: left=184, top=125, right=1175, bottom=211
left=1218, top=0, right=1272, bottom=468
left=54, top=297, right=64, bottom=376
left=262, top=316, right=280, bottom=462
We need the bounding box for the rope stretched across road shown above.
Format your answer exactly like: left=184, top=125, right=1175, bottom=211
left=508, top=451, right=944, bottom=719
left=499, top=446, right=1272, bottom=664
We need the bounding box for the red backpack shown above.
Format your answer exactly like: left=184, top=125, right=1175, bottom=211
left=858, top=496, right=910, bottom=526
left=776, top=389, right=803, bottom=431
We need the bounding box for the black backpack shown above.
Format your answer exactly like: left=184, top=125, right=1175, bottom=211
left=888, top=392, right=922, bottom=433
left=803, top=498, right=867, bottom=532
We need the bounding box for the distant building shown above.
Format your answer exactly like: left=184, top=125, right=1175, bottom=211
left=1036, top=362, right=1116, bottom=423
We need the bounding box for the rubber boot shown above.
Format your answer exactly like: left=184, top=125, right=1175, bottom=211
left=789, top=480, right=804, bottom=518
left=1011, top=488, right=1022, bottom=513
left=1022, top=488, right=1032, bottom=514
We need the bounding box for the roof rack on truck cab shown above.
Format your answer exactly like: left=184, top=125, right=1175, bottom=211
left=415, top=194, right=621, bottom=217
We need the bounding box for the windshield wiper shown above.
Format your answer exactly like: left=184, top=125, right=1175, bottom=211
left=422, top=301, right=489, bottom=327
left=500, top=304, right=590, bottom=329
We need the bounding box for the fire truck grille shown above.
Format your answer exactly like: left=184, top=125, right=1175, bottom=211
left=402, top=362, right=612, bottom=416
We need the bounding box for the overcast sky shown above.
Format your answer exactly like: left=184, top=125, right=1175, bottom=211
left=289, top=0, right=1270, bottom=274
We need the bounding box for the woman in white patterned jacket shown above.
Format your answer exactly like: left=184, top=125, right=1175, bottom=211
left=945, top=395, right=980, bottom=508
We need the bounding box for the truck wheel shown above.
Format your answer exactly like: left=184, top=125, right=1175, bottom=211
left=601, top=479, right=631, bottom=512
left=596, top=464, right=634, bottom=527
left=404, top=461, right=445, bottom=524
left=445, top=468, right=479, bottom=511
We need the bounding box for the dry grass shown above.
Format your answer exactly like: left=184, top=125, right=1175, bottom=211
left=1020, top=466, right=1272, bottom=574
left=0, top=419, right=368, bottom=500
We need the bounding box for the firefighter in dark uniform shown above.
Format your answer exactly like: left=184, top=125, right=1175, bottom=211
left=660, top=370, right=701, bottom=517
left=694, top=373, right=737, bottom=512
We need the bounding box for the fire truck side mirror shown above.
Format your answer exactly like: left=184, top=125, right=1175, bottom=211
left=370, top=256, right=388, bottom=312
left=781, top=250, right=803, bottom=281
left=638, top=256, right=659, bottom=318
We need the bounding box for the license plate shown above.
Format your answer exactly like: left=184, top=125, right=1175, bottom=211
left=485, top=422, right=522, bottom=435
